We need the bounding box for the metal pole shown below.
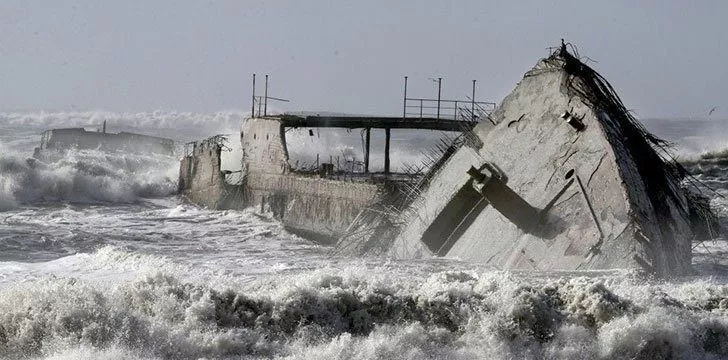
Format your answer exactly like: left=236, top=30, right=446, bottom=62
left=264, top=74, right=269, bottom=116
left=436, top=77, right=442, bottom=119
left=454, top=101, right=458, bottom=120
left=384, top=128, right=391, bottom=174
left=471, top=80, right=476, bottom=121
left=403, top=76, right=408, bottom=120
left=251, top=74, right=256, bottom=117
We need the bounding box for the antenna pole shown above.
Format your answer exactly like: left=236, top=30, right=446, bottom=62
left=251, top=74, right=256, bottom=117
left=264, top=75, right=269, bottom=116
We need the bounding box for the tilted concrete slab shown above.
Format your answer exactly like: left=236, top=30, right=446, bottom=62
left=388, top=47, right=697, bottom=275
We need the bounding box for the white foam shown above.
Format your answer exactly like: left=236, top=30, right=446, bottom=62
left=0, top=149, right=177, bottom=210
left=2, top=264, right=728, bottom=359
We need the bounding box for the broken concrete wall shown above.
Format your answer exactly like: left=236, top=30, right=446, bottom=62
left=389, top=52, right=694, bottom=275
left=179, top=142, right=242, bottom=209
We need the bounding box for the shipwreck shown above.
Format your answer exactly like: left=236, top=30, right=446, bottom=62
left=33, top=121, right=175, bottom=160
left=179, top=44, right=718, bottom=275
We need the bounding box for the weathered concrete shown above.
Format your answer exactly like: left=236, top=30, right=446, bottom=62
left=247, top=172, right=381, bottom=242
left=240, top=117, right=290, bottom=175
left=387, top=48, right=699, bottom=275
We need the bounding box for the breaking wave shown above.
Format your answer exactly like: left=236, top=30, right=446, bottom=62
left=1, top=251, right=728, bottom=360
left=0, top=149, right=177, bottom=211
left=681, top=147, right=728, bottom=189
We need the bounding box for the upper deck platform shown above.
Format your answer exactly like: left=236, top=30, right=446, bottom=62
left=250, top=75, right=495, bottom=132
left=271, top=114, right=476, bottom=131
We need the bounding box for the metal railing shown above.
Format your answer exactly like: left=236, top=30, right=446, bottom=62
left=248, top=74, right=495, bottom=121
left=402, top=76, right=495, bottom=122
left=184, top=134, right=230, bottom=157
left=404, top=97, right=495, bottom=121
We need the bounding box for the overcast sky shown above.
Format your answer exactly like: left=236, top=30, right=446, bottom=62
left=1, top=1, right=727, bottom=118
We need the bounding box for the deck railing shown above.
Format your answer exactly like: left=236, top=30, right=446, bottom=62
left=403, top=97, right=495, bottom=122
left=402, top=77, right=495, bottom=122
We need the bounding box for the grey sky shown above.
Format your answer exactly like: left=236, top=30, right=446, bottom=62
left=1, top=1, right=727, bottom=118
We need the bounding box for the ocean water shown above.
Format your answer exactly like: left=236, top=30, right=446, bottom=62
left=1, top=112, right=728, bottom=360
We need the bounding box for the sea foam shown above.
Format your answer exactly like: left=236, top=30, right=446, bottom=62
left=1, top=258, right=728, bottom=359
left=0, top=148, right=177, bottom=211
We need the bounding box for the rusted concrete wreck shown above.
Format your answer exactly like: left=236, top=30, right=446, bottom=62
left=179, top=44, right=717, bottom=275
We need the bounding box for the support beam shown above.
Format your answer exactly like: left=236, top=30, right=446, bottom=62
left=384, top=128, right=391, bottom=174
left=364, top=128, right=371, bottom=173
left=278, top=115, right=474, bottom=131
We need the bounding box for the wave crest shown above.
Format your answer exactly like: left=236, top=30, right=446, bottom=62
left=0, top=149, right=177, bottom=210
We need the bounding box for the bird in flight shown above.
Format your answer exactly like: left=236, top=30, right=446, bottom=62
left=709, top=106, right=717, bottom=116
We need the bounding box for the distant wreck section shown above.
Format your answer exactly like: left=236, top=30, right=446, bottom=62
left=34, top=124, right=175, bottom=157
left=179, top=44, right=718, bottom=275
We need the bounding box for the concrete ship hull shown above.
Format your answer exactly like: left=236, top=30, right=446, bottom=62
left=179, top=45, right=717, bottom=275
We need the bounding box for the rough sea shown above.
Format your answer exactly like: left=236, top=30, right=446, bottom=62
left=2, top=111, right=728, bottom=360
